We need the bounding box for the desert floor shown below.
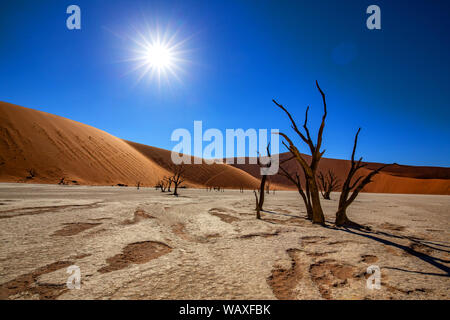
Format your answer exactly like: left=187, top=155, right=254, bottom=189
left=0, top=183, right=448, bottom=300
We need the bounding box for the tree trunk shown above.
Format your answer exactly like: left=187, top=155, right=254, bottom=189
left=335, top=207, right=348, bottom=226
left=308, top=177, right=325, bottom=225
left=254, top=191, right=261, bottom=219
left=258, top=175, right=267, bottom=211
left=173, top=184, right=178, bottom=196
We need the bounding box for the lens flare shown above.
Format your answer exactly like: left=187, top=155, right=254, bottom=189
left=126, top=26, right=188, bottom=86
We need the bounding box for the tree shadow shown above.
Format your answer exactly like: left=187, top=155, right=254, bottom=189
left=262, top=209, right=305, bottom=219
left=328, top=226, right=450, bottom=277
left=356, top=227, right=450, bottom=254
left=383, top=266, right=449, bottom=278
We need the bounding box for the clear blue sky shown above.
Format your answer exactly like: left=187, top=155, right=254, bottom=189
left=1, top=0, right=449, bottom=166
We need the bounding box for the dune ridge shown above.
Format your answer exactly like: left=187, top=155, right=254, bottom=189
left=230, top=153, right=450, bottom=195
left=0, top=102, right=263, bottom=189
left=0, top=101, right=448, bottom=194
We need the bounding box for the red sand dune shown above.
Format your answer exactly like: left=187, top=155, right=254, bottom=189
left=124, top=141, right=263, bottom=189
left=0, top=102, right=261, bottom=189
left=231, top=153, right=450, bottom=195
left=0, top=101, right=448, bottom=194
left=0, top=102, right=171, bottom=186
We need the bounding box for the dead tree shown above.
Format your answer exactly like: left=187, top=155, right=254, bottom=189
left=273, top=81, right=327, bottom=225
left=137, top=181, right=141, bottom=190
left=26, top=168, right=36, bottom=179
left=317, top=170, right=340, bottom=200
left=254, top=191, right=261, bottom=219
left=171, top=165, right=186, bottom=196
left=335, top=128, right=391, bottom=227
left=254, top=144, right=271, bottom=216
left=164, top=177, right=173, bottom=192
left=278, top=155, right=313, bottom=220
left=157, top=179, right=167, bottom=192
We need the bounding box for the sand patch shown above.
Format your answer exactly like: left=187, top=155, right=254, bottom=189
left=210, top=212, right=239, bottom=224
left=379, top=222, right=406, bottom=231
left=360, top=255, right=378, bottom=263
left=98, top=241, right=172, bottom=273
left=52, top=223, right=101, bottom=236
left=171, top=223, right=196, bottom=242
left=0, top=261, right=73, bottom=300
left=267, top=249, right=303, bottom=299
left=306, top=251, right=337, bottom=258
left=122, top=209, right=154, bottom=225
left=0, top=202, right=103, bottom=219
left=309, top=259, right=358, bottom=299
left=301, top=236, right=328, bottom=244
left=239, top=231, right=280, bottom=239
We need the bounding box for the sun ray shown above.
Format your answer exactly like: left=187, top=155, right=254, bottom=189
left=125, top=24, right=187, bottom=87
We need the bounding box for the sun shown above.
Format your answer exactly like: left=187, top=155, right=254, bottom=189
left=126, top=26, right=188, bottom=86
left=144, top=42, right=173, bottom=70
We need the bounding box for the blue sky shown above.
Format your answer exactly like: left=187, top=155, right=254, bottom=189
left=1, top=0, right=449, bottom=166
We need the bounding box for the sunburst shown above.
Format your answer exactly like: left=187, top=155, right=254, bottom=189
left=126, top=26, right=188, bottom=86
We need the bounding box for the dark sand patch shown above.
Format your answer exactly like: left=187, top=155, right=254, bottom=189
left=301, top=236, right=328, bottom=244
left=379, top=222, right=406, bottom=232
left=360, top=255, right=379, bottom=263
left=267, top=249, right=303, bottom=299
left=171, top=223, right=195, bottom=242
left=239, top=231, right=279, bottom=239
left=383, top=282, right=433, bottom=295
left=0, top=202, right=103, bottom=219
left=52, top=223, right=101, bottom=236
left=0, top=261, right=73, bottom=300
left=306, top=251, right=337, bottom=258
left=98, top=241, right=172, bottom=273
left=309, top=259, right=358, bottom=299
left=211, top=212, right=239, bottom=224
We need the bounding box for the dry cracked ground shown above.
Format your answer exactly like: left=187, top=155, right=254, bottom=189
left=0, top=183, right=449, bottom=300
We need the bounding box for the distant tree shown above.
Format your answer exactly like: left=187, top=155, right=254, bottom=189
left=253, top=144, right=271, bottom=219
left=254, top=191, right=261, bottom=219
left=136, top=181, right=141, bottom=190
left=26, top=168, right=36, bottom=179
left=171, top=164, right=186, bottom=196
left=157, top=179, right=167, bottom=192
left=164, top=176, right=173, bottom=192
left=336, top=128, right=391, bottom=227
left=317, top=169, right=340, bottom=200
left=273, top=81, right=328, bottom=225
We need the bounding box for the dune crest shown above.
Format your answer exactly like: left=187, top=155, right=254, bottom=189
left=0, top=102, right=263, bottom=189
left=1, top=101, right=448, bottom=194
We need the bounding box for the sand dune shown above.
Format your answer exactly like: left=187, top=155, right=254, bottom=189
left=125, top=141, right=263, bottom=189
left=0, top=102, right=171, bottom=186
left=231, top=153, right=450, bottom=195
left=0, top=102, right=262, bottom=189
left=1, top=101, right=448, bottom=194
